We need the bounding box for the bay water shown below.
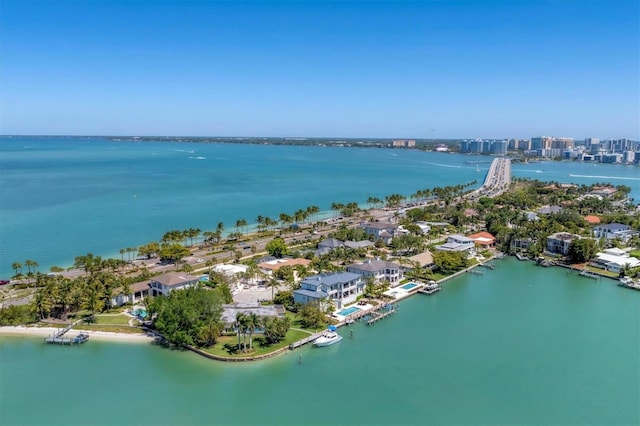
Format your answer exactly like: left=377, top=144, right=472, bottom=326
left=1, top=258, right=638, bottom=425
left=1, top=136, right=639, bottom=277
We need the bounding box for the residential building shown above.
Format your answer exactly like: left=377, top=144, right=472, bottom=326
left=591, top=248, right=640, bottom=273
left=346, top=259, right=403, bottom=286
left=257, top=258, right=311, bottom=276
left=362, top=222, right=398, bottom=244
left=392, top=139, right=416, bottom=148
left=546, top=232, right=581, bottom=255
left=531, top=136, right=553, bottom=150
left=149, top=272, right=199, bottom=297
left=468, top=231, right=497, bottom=249
left=110, top=281, right=151, bottom=307
left=293, top=272, right=364, bottom=309
left=435, top=234, right=476, bottom=256
left=593, top=223, right=638, bottom=243
left=220, top=303, right=285, bottom=332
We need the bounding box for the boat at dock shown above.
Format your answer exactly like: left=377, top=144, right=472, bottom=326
left=313, top=326, right=343, bottom=347
left=618, top=277, right=640, bottom=291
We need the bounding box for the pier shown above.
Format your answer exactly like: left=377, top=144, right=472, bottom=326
left=578, top=270, right=600, bottom=280
left=366, top=304, right=396, bottom=325
left=418, top=286, right=440, bottom=295
left=289, top=332, right=322, bottom=350
left=44, top=320, right=89, bottom=345
left=468, top=269, right=483, bottom=275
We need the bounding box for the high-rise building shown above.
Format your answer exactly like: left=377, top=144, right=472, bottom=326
left=584, top=138, right=599, bottom=149
left=391, top=139, right=415, bottom=148
left=531, top=136, right=553, bottom=150
left=552, top=137, right=574, bottom=150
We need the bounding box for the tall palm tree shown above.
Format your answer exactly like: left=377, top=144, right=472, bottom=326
left=267, top=277, right=279, bottom=300
left=11, top=262, right=22, bottom=278
left=235, top=312, right=246, bottom=351
left=247, top=312, right=259, bottom=350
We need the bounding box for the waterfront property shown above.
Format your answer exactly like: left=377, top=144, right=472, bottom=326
left=220, top=303, right=285, bottom=332
left=468, top=231, right=497, bottom=249
left=111, top=281, right=151, bottom=307
left=546, top=232, right=581, bottom=255
left=293, top=272, right=364, bottom=309
left=149, top=272, right=199, bottom=297
left=346, top=258, right=403, bottom=287
left=591, top=248, right=640, bottom=273
left=435, top=234, right=476, bottom=256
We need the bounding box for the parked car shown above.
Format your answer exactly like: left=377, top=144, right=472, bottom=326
left=0, top=280, right=10, bottom=285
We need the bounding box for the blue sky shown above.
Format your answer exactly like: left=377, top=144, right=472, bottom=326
left=1, top=0, right=638, bottom=139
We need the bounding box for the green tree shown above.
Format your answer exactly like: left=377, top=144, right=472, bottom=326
left=299, top=303, right=326, bottom=329
left=567, top=238, right=598, bottom=264
left=265, top=237, right=288, bottom=258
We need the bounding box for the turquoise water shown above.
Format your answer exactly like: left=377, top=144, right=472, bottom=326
left=337, top=306, right=361, bottom=316
left=401, top=282, right=418, bottom=290
left=1, top=136, right=639, bottom=276
left=1, top=259, right=638, bottom=425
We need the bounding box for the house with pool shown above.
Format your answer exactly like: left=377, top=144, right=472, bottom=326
left=346, top=259, right=403, bottom=287
left=293, top=272, right=364, bottom=309
left=149, top=272, right=199, bottom=297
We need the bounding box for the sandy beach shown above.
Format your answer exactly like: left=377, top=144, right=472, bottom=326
left=0, top=325, right=156, bottom=343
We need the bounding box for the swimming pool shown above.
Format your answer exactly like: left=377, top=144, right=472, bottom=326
left=401, top=283, right=419, bottom=290
left=337, top=306, right=361, bottom=316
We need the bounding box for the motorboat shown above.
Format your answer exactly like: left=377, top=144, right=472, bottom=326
left=424, top=281, right=439, bottom=290
left=313, top=326, right=343, bottom=347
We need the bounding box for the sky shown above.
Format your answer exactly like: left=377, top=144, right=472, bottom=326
left=0, top=0, right=638, bottom=139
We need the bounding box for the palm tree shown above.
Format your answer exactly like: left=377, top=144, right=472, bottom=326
left=235, top=312, right=246, bottom=351
left=247, top=312, right=259, bottom=350
left=267, top=277, right=279, bottom=300
left=11, top=262, right=22, bottom=279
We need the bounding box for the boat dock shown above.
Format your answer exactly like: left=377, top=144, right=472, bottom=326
left=418, top=286, right=440, bottom=295
left=618, top=278, right=640, bottom=291
left=366, top=304, right=396, bottom=325
left=579, top=270, right=600, bottom=280
left=44, top=320, right=89, bottom=345
left=289, top=332, right=322, bottom=350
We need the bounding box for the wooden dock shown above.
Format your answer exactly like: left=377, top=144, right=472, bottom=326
left=44, top=320, right=89, bottom=345
left=366, top=305, right=396, bottom=325
left=579, top=270, right=600, bottom=280
left=468, top=268, right=483, bottom=275
left=418, top=286, right=440, bottom=295
left=289, top=332, right=322, bottom=350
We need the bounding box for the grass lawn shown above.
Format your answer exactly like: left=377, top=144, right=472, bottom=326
left=200, top=328, right=310, bottom=358
left=77, top=324, right=145, bottom=334
left=91, top=314, right=134, bottom=326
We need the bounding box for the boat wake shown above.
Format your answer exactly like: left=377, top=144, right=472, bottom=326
left=188, top=156, right=207, bottom=160
left=174, top=149, right=195, bottom=154
left=569, top=173, right=639, bottom=181
left=422, top=161, right=461, bottom=168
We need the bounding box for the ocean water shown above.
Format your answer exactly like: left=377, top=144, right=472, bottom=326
left=1, top=258, right=638, bottom=426
left=1, top=136, right=638, bottom=277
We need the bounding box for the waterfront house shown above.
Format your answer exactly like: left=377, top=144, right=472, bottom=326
left=593, top=223, right=638, bottom=243
left=346, top=259, right=403, bottom=287
left=149, top=272, right=199, bottom=297
left=591, top=248, right=640, bottom=273
left=221, top=303, right=285, bottom=332
left=343, top=240, right=375, bottom=250
left=293, top=272, right=364, bottom=309
left=536, top=205, right=563, bottom=215
left=468, top=231, right=496, bottom=249
left=213, top=264, right=248, bottom=278
left=546, top=232, right=581, bottom=255
left=362, top=222, right=398, bottom=244
left=435, top=234, right=476, bottom=256
left=110, top=280, right=151, bottom=307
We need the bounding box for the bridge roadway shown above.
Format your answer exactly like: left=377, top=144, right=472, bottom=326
left=465, top=157, right=511, bottom=200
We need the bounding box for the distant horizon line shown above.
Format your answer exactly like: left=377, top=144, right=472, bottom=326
left=2, top=134, right=638, bottom=142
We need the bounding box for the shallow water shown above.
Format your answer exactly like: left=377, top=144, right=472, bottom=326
left=1, top=258, right=638, bottom=426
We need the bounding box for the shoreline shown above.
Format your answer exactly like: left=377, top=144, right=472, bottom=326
left=0, top=325, right=156, bottom=343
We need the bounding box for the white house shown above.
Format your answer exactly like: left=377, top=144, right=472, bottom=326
left=110, top=281, right=151, bottom=307
left=149, top=272, right=199, bottom=297
left=362, top=222, right=398, bottom=244
left=435, top=234, right=476, bottom=256
left=593, top=223, right=638, bottom=243
left=346, top=259, right=403, bottom=287
left=591, top=248, right=640, bottom=273
left=546, top=232, right=581, bottom=255
left=293, top=272, right=364, bottom=309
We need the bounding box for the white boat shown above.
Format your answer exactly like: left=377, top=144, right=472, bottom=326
left=313, top=326, right=343, bottom=347
left=424, top=281, right=439, bottom=290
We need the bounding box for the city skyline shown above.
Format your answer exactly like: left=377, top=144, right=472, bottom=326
left=1, top=0, right=638, bottom=139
